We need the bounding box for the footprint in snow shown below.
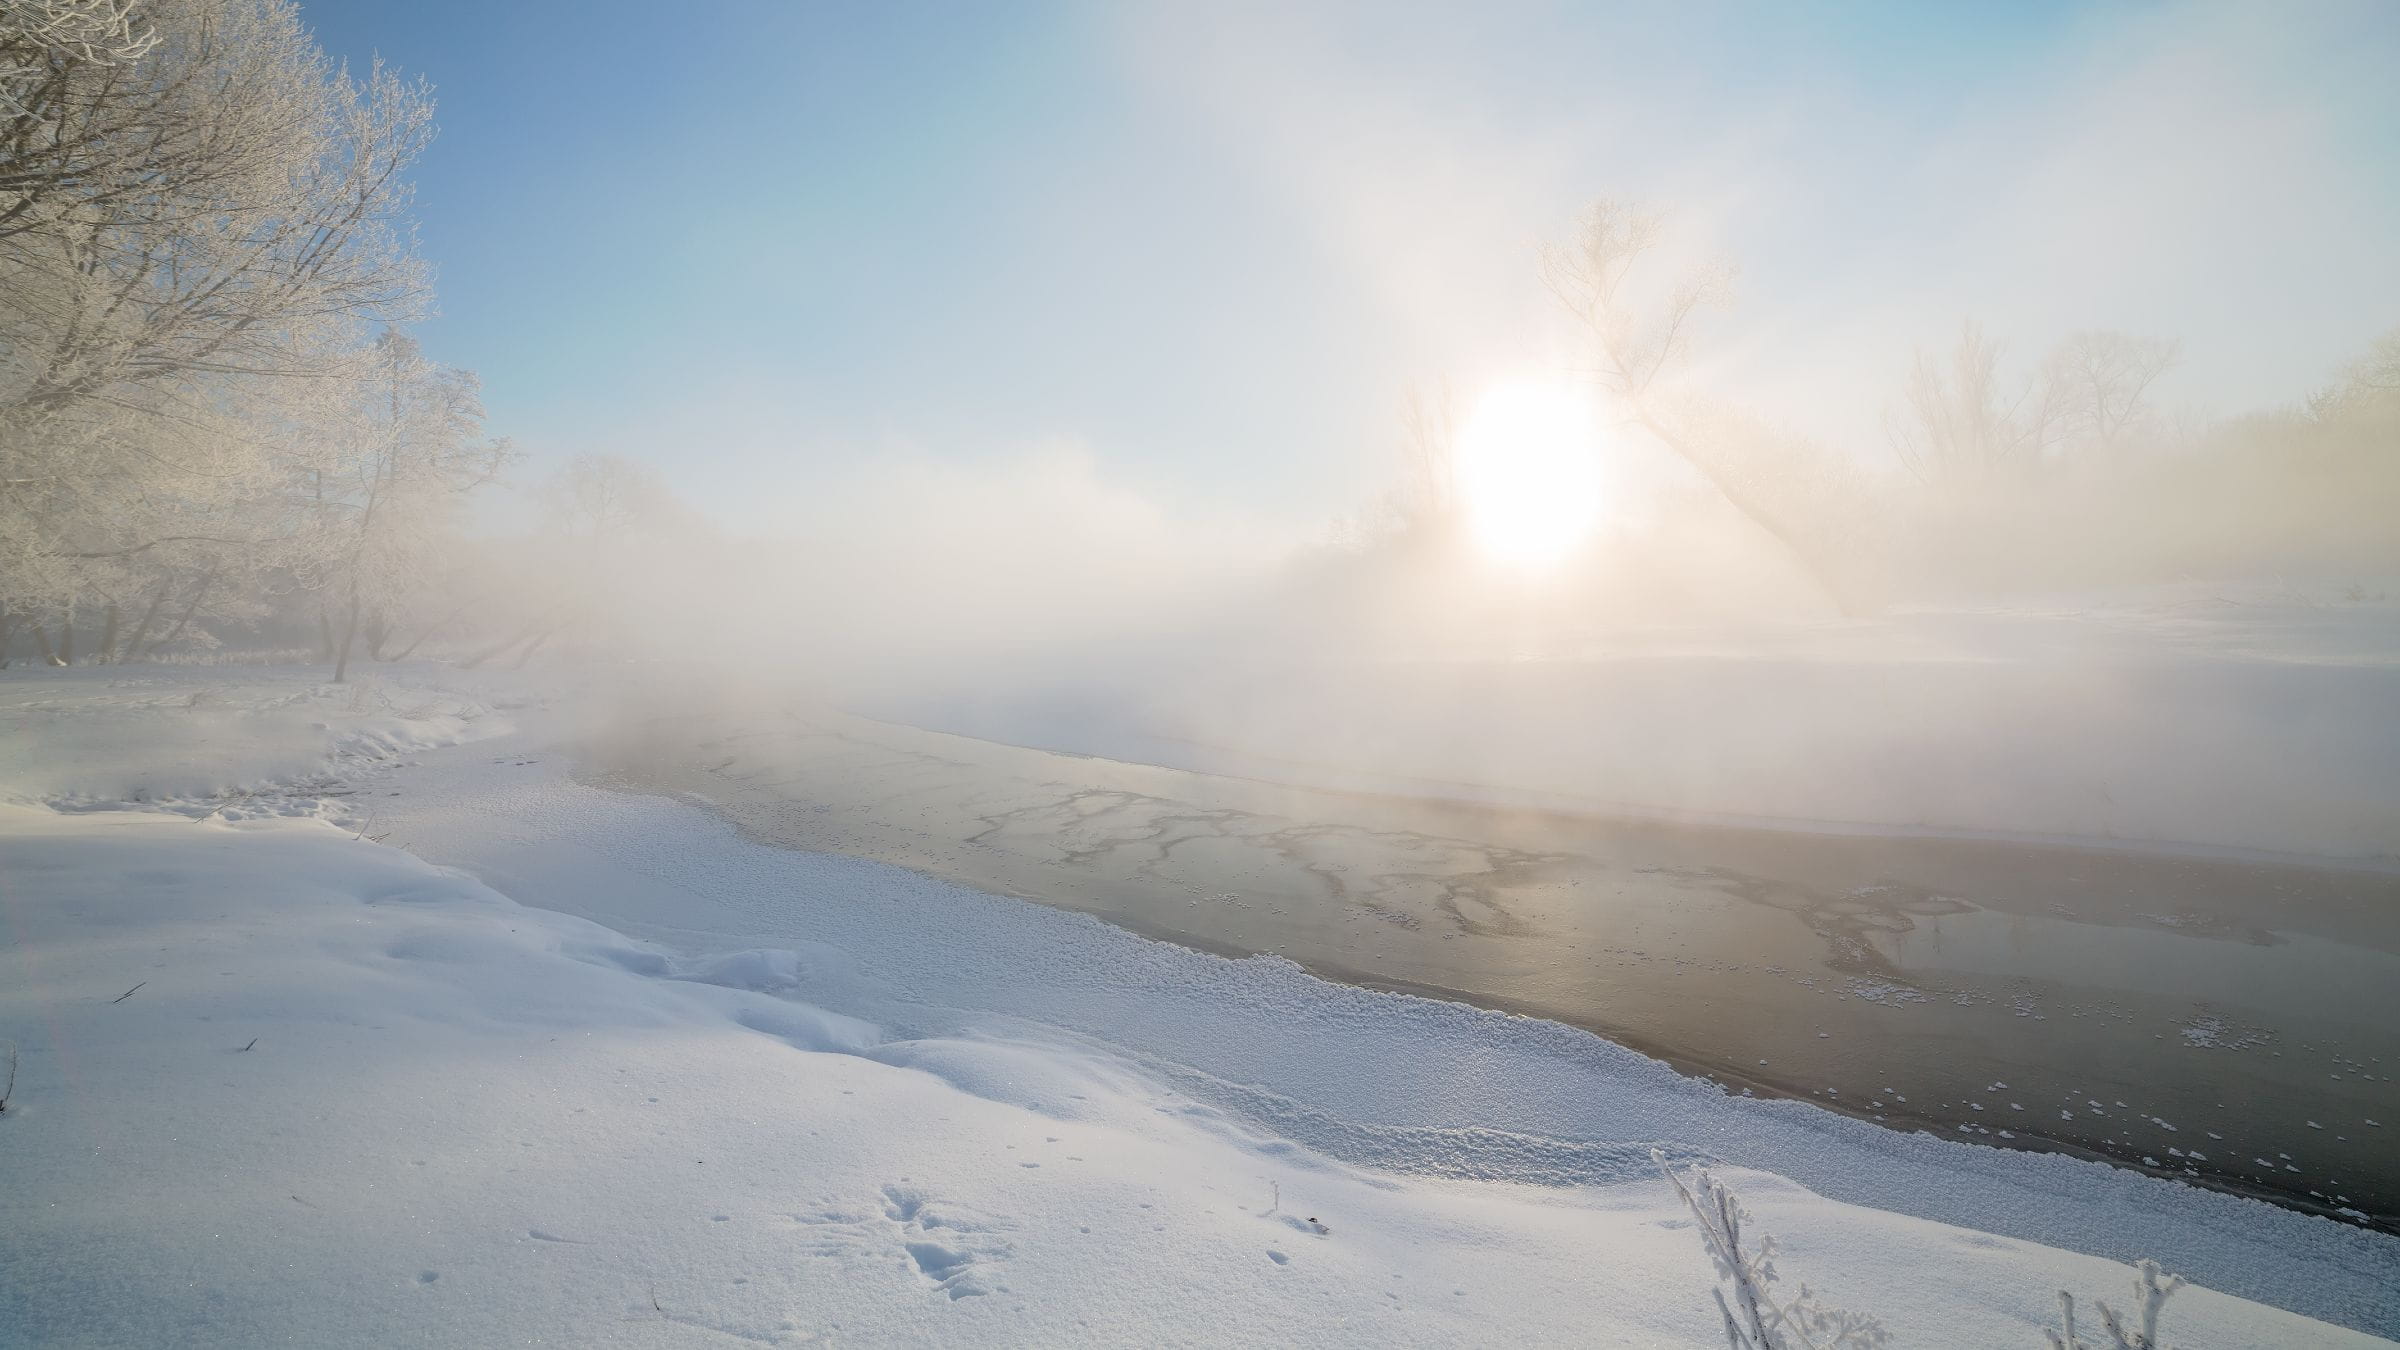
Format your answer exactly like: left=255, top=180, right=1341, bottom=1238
left=794, top=1182, right=1015, bottom=1301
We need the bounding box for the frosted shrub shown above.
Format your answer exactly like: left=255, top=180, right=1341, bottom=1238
left=1654, top=1149, right=1889, bottom=1349
left=1656, top=1150, right=2190, bottom=1350
left=2043, top=1260, right=2185, bottom=1350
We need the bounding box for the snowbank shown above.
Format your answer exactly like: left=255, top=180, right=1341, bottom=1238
left=4, top=804, right=2390, bottom=1347
left=0, top=663, right=519, bottom=808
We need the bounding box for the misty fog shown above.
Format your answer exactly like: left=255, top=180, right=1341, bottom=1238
left=11, top=4, right=2396, bottom=829
left=296, top=218, right=2398, bottom=860
left=7, top=3, right=2400, bottom=1343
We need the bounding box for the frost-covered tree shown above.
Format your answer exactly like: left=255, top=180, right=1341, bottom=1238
left=2042, top=331, right=2178, bottom=452
left=541, top=451, right=680, bottom=542
left=0, top=0, right=433, bottom=660
left=2309, top=325, right=2400, bottom=424
left=461, top=450, right=705, bottom=668
left=1888, top=326, right=2179, bottom=484
left=0, top=1, right=157, bottom=130
left=1886, top=322, right=2063, bottom=485
left=289, top=331, right=505, bottom=682
left=1544, top=201, right=1866, bottom=615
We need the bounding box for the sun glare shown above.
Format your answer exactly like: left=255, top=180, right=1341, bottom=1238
left=1454, top=379, right=1606, bottom=569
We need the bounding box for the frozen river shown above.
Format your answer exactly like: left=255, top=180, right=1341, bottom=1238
left=590, top=693, right=2400, bottom=1231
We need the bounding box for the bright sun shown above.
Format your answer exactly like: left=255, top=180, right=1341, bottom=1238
left=1454, top=379, right=1605, bottom=569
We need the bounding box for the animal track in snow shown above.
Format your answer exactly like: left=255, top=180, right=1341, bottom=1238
left=793, top=1181, right=1015, bottom=1300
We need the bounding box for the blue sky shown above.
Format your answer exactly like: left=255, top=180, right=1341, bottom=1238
left=299, top=1, right=2400, bottom=531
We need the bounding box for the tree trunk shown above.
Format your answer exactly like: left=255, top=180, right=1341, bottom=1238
left=1635, top=408, right=1867, bottom=619
left=387, top=600, right=476, bottom=662
left=139, top=569, right=216, bottom=660
left=117, top=577, right=175, bottom=665
left=57, top=606, right=74, bottom=665
left=507, top=630, right=553, bottom=671
left=332, top=591, right=362, bottom=683
left=366, top=608, right=393, bottom=662
left=317, top=607, right=338, bottom=663
left=95, top=602, right=121, bottom=665
left=33, top=617, right=62, bottom=666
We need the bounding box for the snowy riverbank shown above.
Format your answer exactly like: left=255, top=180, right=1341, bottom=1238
left=2, top=664, right=2394, bottom=1346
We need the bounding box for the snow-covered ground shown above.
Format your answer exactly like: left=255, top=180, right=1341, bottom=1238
left=2, top=664, right=2395, bottom=1346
